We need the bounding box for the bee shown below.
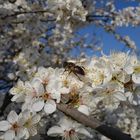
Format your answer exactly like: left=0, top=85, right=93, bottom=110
left=63, top=61, right=85, bottom=80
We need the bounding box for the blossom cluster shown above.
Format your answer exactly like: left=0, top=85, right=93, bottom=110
left=0, top=51, right=140, bottom=140
left=47, top=0, right=88, bottom=22
left=47, top=0, right=88, bottom=30
left=111, top=7, right=140, bottom=27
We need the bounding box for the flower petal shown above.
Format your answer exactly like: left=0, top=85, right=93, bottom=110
left=78, top=105, right=90, bottom=116
left=32, top=114, right=41, bottom=125
left=17, top=128, right=26, bottom=139
left=23, top=128, right=30, bottom=140
left=114, top=92, right=126, bottom=101
left=125, top=92, right=133, bottom=103
left=51, top=92, right=61, bottom=103
left=44, top=100, right=56, bottom=114
left=47, top=126, right=63, bottom=136
left=31, top=79, right=44, bottom=95
left=11, top=94, right=25, bottom=102
left=60, top=87, right=70, bottom=94
left=124, top=65, right=133, bottom=74
left=132, top=73, right=140, bottom=84
left=4, top=130, right=15, bottom=140
left=76, top=128, right=93, bottom=138
left=59, top=117, right=74, bottom=130
left=28, top=126, right=37, bottom=136
left=7, top=111, right=18, bottom=124
left=0, top=121, right=11, bottom=131
left=32, top=99, right=44, bottom=112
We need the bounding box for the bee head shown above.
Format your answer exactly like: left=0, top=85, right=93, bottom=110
left=63, top=61, right=68, bottom=68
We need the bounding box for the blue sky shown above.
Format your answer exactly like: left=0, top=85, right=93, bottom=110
left=74, top=0, right=140, bottom=57
left=78, top=24, right=140, bottom=54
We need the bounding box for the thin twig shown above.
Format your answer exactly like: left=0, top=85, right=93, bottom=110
left=0, top=9, right=52, bottom=20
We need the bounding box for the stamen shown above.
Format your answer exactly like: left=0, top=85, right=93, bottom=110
left=11, top=122, right=19, bottom=131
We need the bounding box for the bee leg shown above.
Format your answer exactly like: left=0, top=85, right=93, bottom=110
left=63, top=68, right=69, bottom=75
left=66, top=71, right=72, bottom=79
left=81, top=66, right=85, bottom=69
left=62, top=69, right=67, bottom=75
left=74, top=73, right=82, bottom=81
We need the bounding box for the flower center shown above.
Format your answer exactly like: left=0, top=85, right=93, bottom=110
left=64, top=129, right=78, bottom=140
left=63, top=79, right=69, bottom=87
left=41, top=92, right=50, bottom=101
left=43, top=79, right=49, bottom=85
left=24, top=118, right=32, bottom=128
left=124, top=80, right=133, bottom=91
left=11, top=122, right=19, bottom=131
left=68, top=91, right=80, bottom=106
left=134, top=66, right=140, bottom=73
left=69, top=129, right=75, bottom=135
left=105, top=88, right=115, bottom=95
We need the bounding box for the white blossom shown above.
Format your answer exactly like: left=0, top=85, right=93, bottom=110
left=47, top=0, right=88, bottom=22
left=8, top=51, right=140, bottom=139
left=10, top=80, right=26, bottom=102
left=86, top=58, right=112, bottom=88
left=47, top=117, right=93, bottom=140
left=132, top=65, right=140, bottom=84
left=18, top=110, right=41, bottom=139
left=0, top=111, right=26, bottom=140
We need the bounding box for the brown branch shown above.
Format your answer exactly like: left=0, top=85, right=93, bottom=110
left=57, top=103, right=134, bottom=140
left=57, top=103, right=100, bottom=128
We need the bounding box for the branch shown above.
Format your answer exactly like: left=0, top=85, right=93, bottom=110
left=57, top=103, right=134, bottom=140
left=103, top=26, right=136, bottom=49
left=57, top=103, right=100, bottom=128
left=0, top=93, right=12, bottom=116
left=86, top=14, right=111, bottom=22
left=0, top=9, right=54, bottom=20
